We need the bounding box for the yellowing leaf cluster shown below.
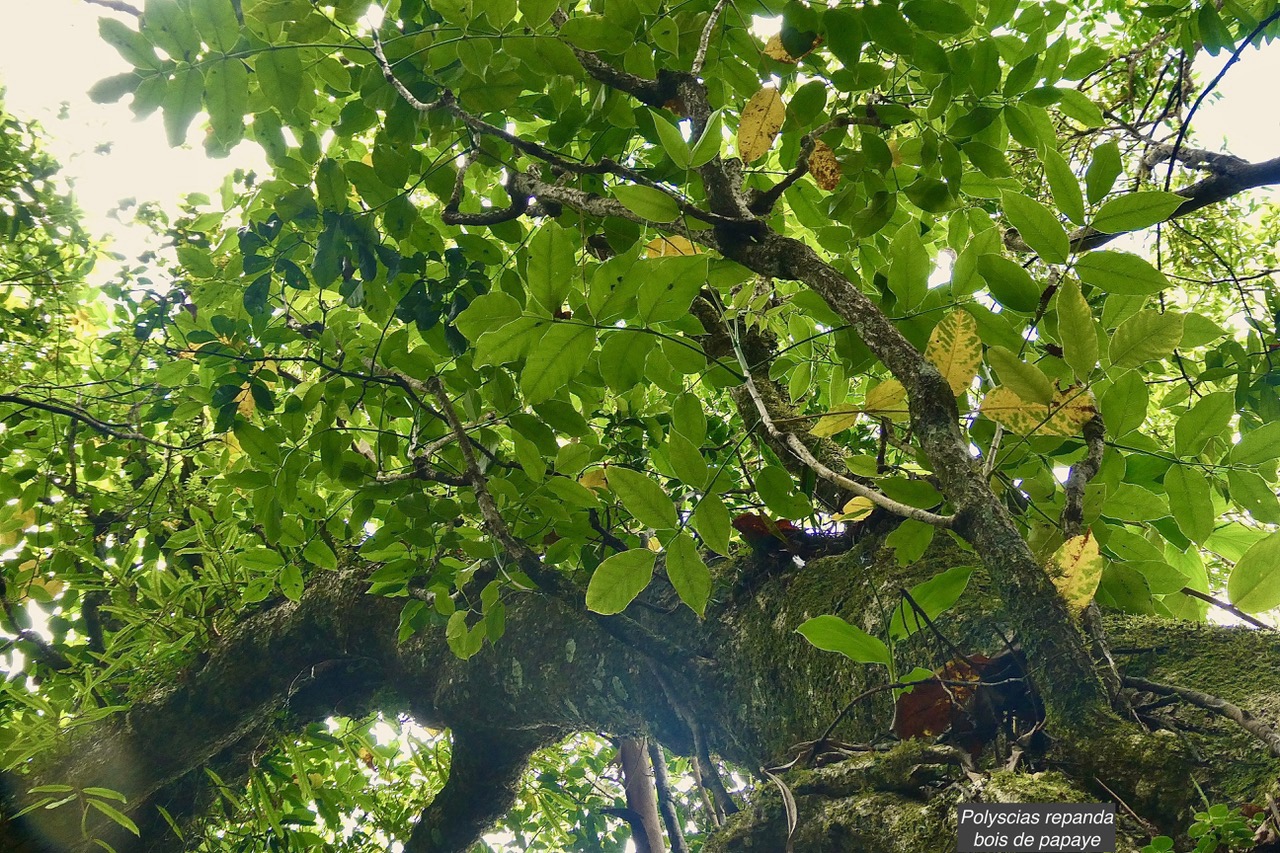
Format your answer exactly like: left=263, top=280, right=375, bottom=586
left=738, top=86, right=786, bottom=164
left=980, top=386, right=1097, bottom=436
left=924, top=310, right=981, bottom=396
left=1049, top=532, right=1102, bottom=614
left=808, top=141, right=842, bottom=191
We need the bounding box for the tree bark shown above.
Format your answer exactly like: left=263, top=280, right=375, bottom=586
left=1, top=539, right=1276, bottom=852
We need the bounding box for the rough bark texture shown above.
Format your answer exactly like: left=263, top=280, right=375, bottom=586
left=2, top=537, right=1277, bottom=852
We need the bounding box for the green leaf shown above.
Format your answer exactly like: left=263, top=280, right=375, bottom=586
left=189, top=0, right=240, bottom=52
left=475, top=316, right=549, bottom=365
left=1074, top=251, right=1171, bottom=295
left=1107, top=310, right=1183, bottom=368
left=888, top=223, right=930, bottom=310
left=665, top=533, right=710, bottom=617
left=87, top=798, right=141, bottom=837
left=1099, top=371, right=1148, bottom=436
left=986, top=346, right=1054, bottom=405
left=693, top=495, right=731, bottom=556
left=1173, top=391, right=1233, bottom=457
left=613, top=185, right=681, bottom=222
left=795, top=615, right=891, bottom=666
left=526, top=223, right=577, bottom=313
left=143, top=0, right=199, bottom=59
left=889, top=565, right=973, bottom=639
left=607, top=466, right=679, bottom=530
left=1055, top=88, right=1104, bottom=127
left=204, top=57, right=249, bottom=150
left=977, top=254, right=1041, bottom=313
left=1103, top=484, right=1170, bottom=523
left=1002, top=191, right=1069, bottom=264
left=1040, top=149, right=1085, bottom=225
left=689, top=109, right=723, bottom=168
left=636, top=256, right=707, bottom=323
left=89, top=72, right=142, bottom=105
left=585, top=549, right=656, bottom=614
left=1230, top=422, right=1280, bottom=466
left=599, top=332, right=656, bottom=392
left=279, top=562, right=304, bottom=601
left=1227, top=469, right=1280, bottom=524
left=1227, top=532, right=1280, bottom=614
left=154, top=359, right=194, bottom=387
left=1097, top=563, right=1154, bottom=614
left=255, top=47, right=305, bottom=115
left=99, top=17, right=162, bottom=69
left=1085, top=140, right=1122, bottom=204
left=755, top=465, right=811, bottom=519
left=520, top=322, right=596, bottom=404
left=1091, top=191, right=1184, bottom=233
left=1164, top=465, right=1215, bottom=544
left=901, top=0, right=973, bottom=32
left=242, top=547, right=284, bottom=570
left=652, top=112, right=691, bottom=170
left=666, top=431, right=708, bottom=488
left=303, top=539, right=339, bottom=571
left=1056, top=278, right=1097, bottom=380
left=559, top=13, right=632, bottom=54
left=160, top=65, right=203, bottom=147
left=455, top=292, right=523, bottom=342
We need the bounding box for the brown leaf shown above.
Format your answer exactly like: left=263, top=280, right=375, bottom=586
left=808, top=140, right=842, bottom=191
left=893, top=657, right=985, bottom=740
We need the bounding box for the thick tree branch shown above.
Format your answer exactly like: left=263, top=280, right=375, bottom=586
left=1061, top=415, right=1105, bottom=538
left=730, top=324, right=955, bottom=527
left=406, top=728, right=555, bottom=853
left=1124, top=676, right=1280, bottom=759
left=1074, top=154, right=1280, bottom=252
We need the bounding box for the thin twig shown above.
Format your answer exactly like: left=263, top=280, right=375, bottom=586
left=692, top=0, right=732, bottom=78
left=82, top=0, right=142, bottom=15
left=1177, top=587, right=1275, bottom=630
left=1123, top=676, right=1280, bottom=758
left=1164, top=7, right=1280, bottom=192
left=728, top=326, right=955, bottom=527
left=0, top=394, right=208, bottom=453
left=647, top=741, right=690, bottom=853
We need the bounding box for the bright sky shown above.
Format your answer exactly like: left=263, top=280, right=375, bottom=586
left=0, top=0, right=268, bottom=278
left=0, top=2, right=1276, bottom=268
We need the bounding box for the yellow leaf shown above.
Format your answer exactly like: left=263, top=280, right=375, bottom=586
left=865, top=379, right=910, bottom=422
left=979, top=386, right=1097, bottom=436
left=808, top=140, right=842, bottom=191
left=836, top=496, right=876, bottom=522
left=645, top=235, right=700, bottom=257
left=738, top=86, right=786, bottom=164
left=579, top=467, right=609, bottom=493
left=925, top=309, right=981, bottom=396
left=1049, top=532, right=1102, bottom=614
left=762, top=33, right=798, bottom=63
left=810, top=405, right=861, bottom=438
left=235, top=382, right=256, bottom=417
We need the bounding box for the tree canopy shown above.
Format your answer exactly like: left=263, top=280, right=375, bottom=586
left=3, top=0, right=1280, bottom=850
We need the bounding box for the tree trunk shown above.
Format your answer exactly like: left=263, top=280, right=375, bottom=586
left=1, top=536, right=1276, bottom=852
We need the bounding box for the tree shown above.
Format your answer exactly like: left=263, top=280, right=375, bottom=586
left=3, top=0, right=1280, bottom=849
